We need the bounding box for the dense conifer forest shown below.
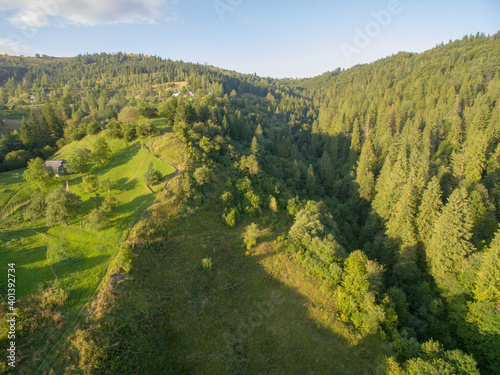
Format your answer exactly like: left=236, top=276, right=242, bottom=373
left=0, top=33, right=499, bottom=374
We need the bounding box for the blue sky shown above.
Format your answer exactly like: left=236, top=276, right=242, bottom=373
left=0, top=0, right=498, bottom=78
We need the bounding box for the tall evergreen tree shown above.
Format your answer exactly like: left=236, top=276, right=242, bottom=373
left=417, top=176, right=444, bottom=245
left=427, top=187, right=476, bottom=295
left=306, top=164, right=317, bottom=196
left=356, top=138, right=376, bottom=201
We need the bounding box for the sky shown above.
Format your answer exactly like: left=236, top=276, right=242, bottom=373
left=0, top=0, right=499, bottom=78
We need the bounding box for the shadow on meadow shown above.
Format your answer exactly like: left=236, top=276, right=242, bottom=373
left=76, top=205, right=391, bottom=375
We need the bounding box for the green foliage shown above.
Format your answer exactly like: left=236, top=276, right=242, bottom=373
left=201, top=257, right=212, bottom=269
left=82, top=174, right=100, bottom=193
left=336, top=250, right=386, bottom=335
left=240, top=154, right=260, bottom=175
left=118, top=105, right=141, bottom=124
left=68, top=147, right=93, bottom=174
left=306, top=164, right=317, bottom=196
left=417, top=177, right=443, bottom=245
left=458, top=228, right=500, bottom=373
left=193, top=165, right=212, bottom=186
left=143, top=161, right=162, bottom=186
left=269, top=195, right=278, bottom=213
left=250, top=136, right=259, bottom=154
left=4, top=149, right=32, bottom=169
left=427, top=187, right=476, bottom=295
left=45, top=186, right=81, bottom=226
left=223, top=208, right=237, bottom=228
left=23, top=157, right=56, bottom=190
left=242, top=222, right=260, bottom=250
left=83, top=206, right=110, bottom=232
left=25, top=193, right=47, bottom=221
left=387, top=339, right=480, bottom=375
left=91, top=137, right=111, bottom=165
left=356, top=139, right=376, bottom=201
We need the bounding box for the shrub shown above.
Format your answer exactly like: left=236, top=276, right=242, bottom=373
left=223, top=208, right=237, bottom=228
left=242, top=222, right=260, bottom=250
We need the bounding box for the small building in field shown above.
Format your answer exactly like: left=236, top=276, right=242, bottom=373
left=45, top=160, right=68, bottom=177
left=172, top=92, right=181, bottom=97
left=184, top=91, right=195, bottom=98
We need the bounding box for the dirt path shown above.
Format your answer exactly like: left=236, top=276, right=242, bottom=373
left=148, top=135, right=182, bottom=188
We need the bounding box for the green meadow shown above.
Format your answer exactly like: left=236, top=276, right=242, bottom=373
left=0, top=129, right=176, bottom=309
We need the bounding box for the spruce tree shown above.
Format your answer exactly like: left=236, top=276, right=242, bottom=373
left=356, top=138, right=376, bottom=201
left=427, top=187, right=475, bottom=295
left=250, top=136, right=259, bottom=155
left=474, top=226, right=500, bottom=305
left=306, top=164, right=317, bottom=196
left=417, top=176, right=443, bottom=245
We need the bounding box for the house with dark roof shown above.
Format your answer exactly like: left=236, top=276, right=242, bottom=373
left=45, top=160, right=67, bottom=177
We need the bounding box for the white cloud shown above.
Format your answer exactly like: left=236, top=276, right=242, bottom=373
left=0, top=0, right=174, bottom=27
left=0, top=37, right=34, bottom=55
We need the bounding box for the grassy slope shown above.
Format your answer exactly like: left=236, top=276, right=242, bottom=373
left=1, top=134, right=174, bottom=306
left=2, top=127, right=390, bottom=373
left=0, top=128, right=180, bottom=372
left=84, top=196, right=391, bottom=374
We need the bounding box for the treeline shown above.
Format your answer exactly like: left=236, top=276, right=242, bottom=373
left=0, top=52, right=308, bottom=171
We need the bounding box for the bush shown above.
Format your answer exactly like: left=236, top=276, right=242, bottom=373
left=242, top=222, right=260, bottom=250
left=3, top=149, right=32, bottom=170
left=223, top=208, right=237, bottom=228
left=202, top=257, right=212, bottom=269
left=193, top=166, right=212, bottom=186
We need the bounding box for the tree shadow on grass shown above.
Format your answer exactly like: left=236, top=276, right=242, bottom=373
left=110, top=193, right=155, bottom=231
left=94, top=141, right=142, bottom=176
left=86, top=207, right=392, bottom=375
left=113, top=177, right=139, bottom=192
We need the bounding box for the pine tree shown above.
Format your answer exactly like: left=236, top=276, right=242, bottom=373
left=474, top=226, right=500, bottom=305
left=427, top=187, right=476, bottom=295
left=417, top=176, right=443, bottom=245
left=356, top=139, right=376, bottom=201
left=306, top=164, right=317, bottom=196
left=250, top=136, right=259, bottom=155
left=350, top=118, right=361, bottom=153
left=373, top=149, right=407, bottom=220
left=19, top=116, right=36, bottom=148
left=386, top=172, right=418, bottom=247
left=318, top=151, right=335, bottom=188
left=464, top=133, right=487, bottom=182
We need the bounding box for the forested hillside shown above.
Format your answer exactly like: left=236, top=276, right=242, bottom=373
left=0, top=33, right=499, bottom=374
